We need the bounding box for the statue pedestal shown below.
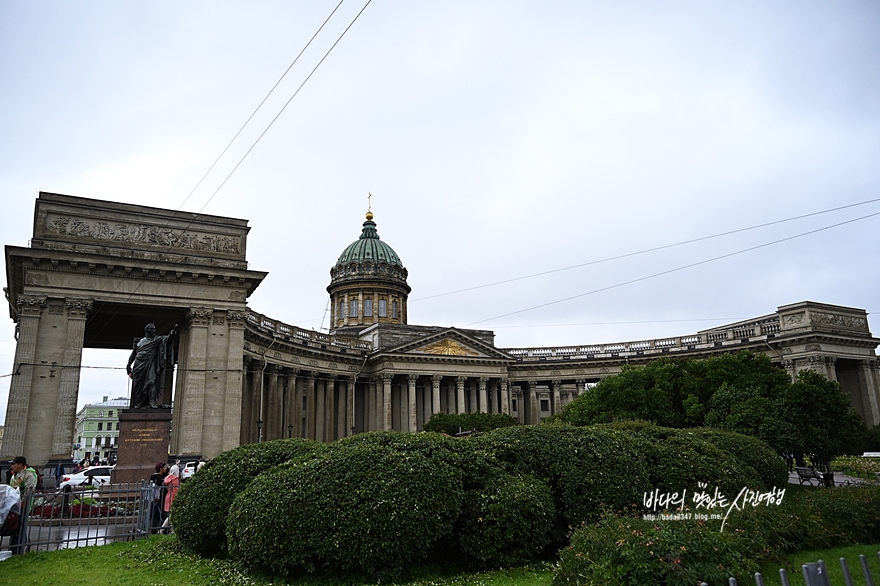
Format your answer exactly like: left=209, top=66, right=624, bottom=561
left=111, top=409, right=172, bottom=484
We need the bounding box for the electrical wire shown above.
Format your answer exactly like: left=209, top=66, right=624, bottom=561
left=81, top=0, right=373, bottom=345
left=412, top=196, right=880, bottom=303
left=464, top=209, right=880, bottom=327
left=178, top=0, right=346, bottom=211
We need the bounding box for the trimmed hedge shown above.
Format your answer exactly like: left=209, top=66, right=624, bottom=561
left=423, top=412, right=518, bottom=435
left=603, top=422, right=788, bottom=490
left=226, top=443, right=464, bottom=580
left=555, top=514, right=757, bottom=586
left=456, top=471, right=555, bottom=566
left=555, top=484, right=880, bottom=585
left=173, top=438, right=326, bottom=556
left=467, top=425, right=650, bottom=541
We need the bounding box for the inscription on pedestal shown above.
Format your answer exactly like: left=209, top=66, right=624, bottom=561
left=111, top=409, right=172, bottom=484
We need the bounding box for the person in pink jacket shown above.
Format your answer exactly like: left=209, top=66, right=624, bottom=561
left=161, top=464, right=181, bottom=531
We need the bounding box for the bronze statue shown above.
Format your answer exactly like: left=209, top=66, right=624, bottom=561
left=127, top=323, right=177, bottom=409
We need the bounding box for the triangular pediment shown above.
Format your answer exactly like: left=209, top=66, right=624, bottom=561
left=377, top=328, right=514, bottom=361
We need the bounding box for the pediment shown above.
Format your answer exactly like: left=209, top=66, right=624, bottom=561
left=379, top=328, right=514, bottom=361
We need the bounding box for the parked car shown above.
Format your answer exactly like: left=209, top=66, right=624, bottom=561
left=181, top=462, right=198, bottom=481
left=58, top=465, right=114, bottom=489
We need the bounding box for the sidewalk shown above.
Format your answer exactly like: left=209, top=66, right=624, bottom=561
left=787, top=469, right=875, bottom=487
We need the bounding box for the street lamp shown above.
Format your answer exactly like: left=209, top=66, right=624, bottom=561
left=287, top=424, right=293, bottom=438
left=256, top=419, right=263, bottom=443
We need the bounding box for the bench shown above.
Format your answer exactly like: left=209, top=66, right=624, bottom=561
left=795, top=467, right=824, bottom=486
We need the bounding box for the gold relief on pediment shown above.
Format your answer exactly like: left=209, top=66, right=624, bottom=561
left=419, top=339, right=480, bottom=357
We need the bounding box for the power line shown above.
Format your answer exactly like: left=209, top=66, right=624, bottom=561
left=464, top=209, right=880, bottom=327
left=490, top=318, right=748, bottom=328
left=194, top=0, right=373, bottom=216
left=178, top=0, right=346, bottom=211
left=82, top=1, right=373, bottom=345
left=412, top=196, right=880, bottom=303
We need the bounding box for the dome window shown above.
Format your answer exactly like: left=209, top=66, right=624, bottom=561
left=364, top=299, right=373, bottom=317
left=350, top=299, right=359, bottom=318
left=379, top=299, right=387, bottom=317
left=392, top=301, right=399, bottom=319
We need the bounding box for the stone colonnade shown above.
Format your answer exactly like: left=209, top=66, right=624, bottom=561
left=239, top=363, right=589, bottom=441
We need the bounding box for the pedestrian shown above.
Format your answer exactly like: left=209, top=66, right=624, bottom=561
left=161, top=464, right=181, bottom=533
left=52, top=462, right=66, bottom=487
left=149, top=463, right=168, bottom=532
left=784, top=453, right=794, bottom=472
left=8, top=456, right=37, bottom=554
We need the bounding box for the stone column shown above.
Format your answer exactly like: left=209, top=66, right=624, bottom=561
left=315, top=378, right=327, bottom=442
left=177, top=308, right=211, bottom=453
left=431, top=375, right=442, bottom=416
left=468, top=380, right=478, bottom=413
left=488, top=380, right=497, bottom=414
left=456, top=377, right=466, bottom=414
left=266, top=366, right=279, bottom=440
left=305, top=375, right=316, bottom=440
left=529, top=384, right=540, bottom=424
left=408, top=374, right=418, bottom=432
left=500, top=379, right=510, bottom=415
left=382, top=374, right=393, bottom=431
left=1, top=297, right=45, bottom=460
left=328, top=376, right=338, bottom=441
left=286, top=370, right=299, bottom=438
left=50, top=299, right=91, bottom=459
left=551, top=380, right=562, bottom=416
left=478, top=377, right=489, bottom=413
left=576, top=379, right=586, bottom=398
left=223, top=311, right=246, bottom=451
left=240, top=358, right=254, bottom=445
left=345, top=376, right=355, bottom=437
left=366, top=378, right=376, bottom=431
left=858, top=359, right=880, bottom=427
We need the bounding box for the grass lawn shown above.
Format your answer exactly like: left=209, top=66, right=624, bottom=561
left=758, top=543, right=880, bottom=586
left=0, top=535, right=555, bottom=586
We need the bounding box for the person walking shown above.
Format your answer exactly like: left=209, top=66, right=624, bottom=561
left=149, top=463, right=169, bottom=532
left=161, top=464, right=181, bottom=533
left=8, top=456, right=37, bottom=554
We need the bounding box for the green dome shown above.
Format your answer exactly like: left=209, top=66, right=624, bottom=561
left=329, top=215, right=409, bottom=289
left=334, top=219, right=403, bottom=266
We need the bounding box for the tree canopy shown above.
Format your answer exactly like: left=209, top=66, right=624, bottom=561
left=560, top=351, right=865, bottom=457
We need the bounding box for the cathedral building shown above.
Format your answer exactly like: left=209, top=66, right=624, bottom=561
left=3, top=193, right=879, bottom=465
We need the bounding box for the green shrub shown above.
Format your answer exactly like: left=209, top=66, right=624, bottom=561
left=467, top=425, right=650, bottom=541
left=601, top=422, right=787, bottom=491
left=456, top=471, right=555, bottom=566
left=554, top=514, right=757, bottom=586
left=423, top=412, right=518, bottom=435
left=226, top=443, right=464, bottom=580
left=685, top=428, right=788, bottom=489
left=173, top=438, right=326, bottom=556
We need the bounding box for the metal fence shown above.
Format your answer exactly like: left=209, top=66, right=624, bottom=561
left=701, top=552, right=880, bottom=586
left=0, top=482, right=164, bottom=555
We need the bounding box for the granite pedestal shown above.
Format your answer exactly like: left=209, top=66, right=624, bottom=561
left=111, top=409, right=172, bottom=484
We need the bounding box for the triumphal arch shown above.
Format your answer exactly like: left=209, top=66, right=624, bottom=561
left=4, top=192, right=880, bottom=466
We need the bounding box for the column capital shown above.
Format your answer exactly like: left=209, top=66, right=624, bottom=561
left=408, top=373, right=419, bottom=383
left=551, top=379, right=562, bottom=387
left=456, top=376, right=467, bottom=384
left=64, top=298, right=93, bottom=319
left=227, top=310, right=247, bottom=328
left=432, top=374, right=443, bottom=383
left=382, top=373, right=394, bottom=383
left=479, top=377, right=489, bottom=385
left=16, top=296, right=46, bottom=318
left=187, top=307, right=213, bottom=327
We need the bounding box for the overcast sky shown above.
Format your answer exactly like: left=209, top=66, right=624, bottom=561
left=1, top=1, right=879, bottom=423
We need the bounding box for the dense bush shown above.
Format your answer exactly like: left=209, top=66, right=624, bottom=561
left=685, top=428, right=788, bottom=489
left=555, top=514, right=757, bottom=586
left=602, top=422, right=788, bottom=490
left=174, top=438, right=326, bottom=556
left=556, top=485, right=880, bottom=586
left=456, top=471, right=555, bottom=566
left=423, top=412, right=518, bottom=435
left=226, top=443, right=464, bottom=580
left=467, top=425, right=650, bottom=541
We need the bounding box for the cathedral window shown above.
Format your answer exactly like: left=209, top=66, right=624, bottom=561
left=350, top=299, right=359, bottom=318
left=379, top=299, right=387, bottom=317
left=364, top=299, right=373, bottom=317
left=339, top=301, right=345, bottom=320
left=392, top=301, right=399, bottom=319
left=540, top=399, right=550, bottom=411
